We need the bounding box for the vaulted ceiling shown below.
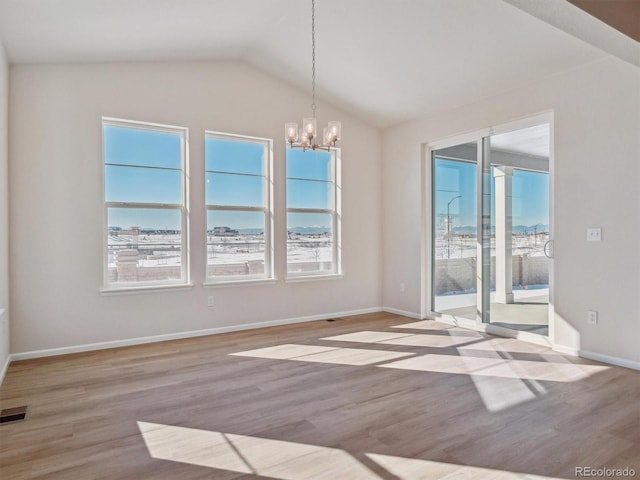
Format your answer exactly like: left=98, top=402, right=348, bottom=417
left=0, top=0, right=636, bottom=128
left=568, top=0, right=640, bottom=42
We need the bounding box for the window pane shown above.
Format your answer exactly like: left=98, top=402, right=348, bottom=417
left=287, top=212, right=333, bottom=273
left=104, top=125, right=182, bottom=169
left=507, top=168, right=550, bottom=276
left=287, top=179, right=331, bottom=209
left=206, top=172, right=265, bottom=207
left=432, top=154, right=478, bottom=319
left=207, top=210, right=266, bottom=277
left=512, top=169, right=549, bottom=235
left=105, top=165, right=182, bottom=204
left=286, top=148, right=331, bottom=181
left=205, top=136, right=265, bottom=175
left=107, top=208, right=182, bottom=284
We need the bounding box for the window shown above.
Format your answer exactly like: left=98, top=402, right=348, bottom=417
left=103, top=118, right=189, bottom=289
left=286, top=148, right=341, bottom=277
left=205, top=132, right=273, bottom=282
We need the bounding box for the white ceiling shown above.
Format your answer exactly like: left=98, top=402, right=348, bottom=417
left=0, top=0, right=626, bottom=128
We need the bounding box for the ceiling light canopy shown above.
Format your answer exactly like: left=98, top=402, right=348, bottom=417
left=285, top=0, right=341, bottom=152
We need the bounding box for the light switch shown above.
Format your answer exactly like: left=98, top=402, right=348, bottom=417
left=586, top=228, right=602, bottom=242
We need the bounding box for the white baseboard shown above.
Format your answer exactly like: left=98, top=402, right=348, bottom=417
left=578, top=349, right=639, bottom=371
left=9, top=307, right=383, bottom=362
left=434, top=319, right=638, bottom=369
left=6, top=307, right=638, bottom=374
left=382, top=307, right=424, bottom=319
left=553, top=345, right=639, bottom=370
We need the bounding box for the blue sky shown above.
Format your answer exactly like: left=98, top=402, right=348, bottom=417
left=434, top=157, right=549, bottom=228
left=286, top=149, right=333, bottom=230
left=105, top=125, right=183, bottom=230
left=105, top=125, right=333, bottom=230
left=105, top=125, right=548, bottom=232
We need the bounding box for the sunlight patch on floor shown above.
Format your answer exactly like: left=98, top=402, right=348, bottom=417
left=138, top=421, right=252, bottom=473
left=380, top=353, right=503, bottom=374
left=322, top=330, right=477, bottom=347
left=366, top=453, right=562, bottom=479
left=457, top=337, right=551, bottom=354
left=468, top=373, right=538, bottom=412
left=458, top=343, right=548, bottom=411
left=138, top=421, right=563, bottom=479
left=228, top=324, right=609, bottom=413
left=379, top=353, right=608, bottom=382
left=231, top=344, right=414, bottom=366
left=391, top=320, right=459, bottom=331
left=229, top=344, right=338, bottom=360
left=321, top=330, right=414, bottom=343
left=138, top=422, right=382, bottom=479
left=392, top=321, right=486, bottom=338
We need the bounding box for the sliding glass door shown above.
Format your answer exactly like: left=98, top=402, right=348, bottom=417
left=431, top=122, right=551, bottom=336
left=487, top=125, right=550, bottom=335
left=432, top=141, right=478, bottom=321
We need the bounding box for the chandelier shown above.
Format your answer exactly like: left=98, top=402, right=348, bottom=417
left=285, top=0, right=341, bottom=151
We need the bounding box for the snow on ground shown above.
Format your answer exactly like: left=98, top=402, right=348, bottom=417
left=108, top=233, right=333, bottom=266
left=435, top=233, right=549, bottom=259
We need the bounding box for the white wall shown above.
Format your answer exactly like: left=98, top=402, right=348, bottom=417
left=0, top=38, right=9, bottom=376
left=9, top=61, right=382, bottom=354
left=382, top=56, right=640, bottom=364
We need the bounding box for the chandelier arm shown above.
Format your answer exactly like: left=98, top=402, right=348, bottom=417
left=289, top=143, right=330, bottom=153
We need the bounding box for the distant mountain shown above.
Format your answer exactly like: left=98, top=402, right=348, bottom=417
left=288, top=226, right=331, bottom=235
left=513, top=224, right=549, bottom=233
left=451, top=226, right=476, bottom=234
left=450, top=224, right=549, bottom=234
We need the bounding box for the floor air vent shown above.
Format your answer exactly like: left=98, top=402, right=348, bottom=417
left=0, top=406, right=28, bottom=424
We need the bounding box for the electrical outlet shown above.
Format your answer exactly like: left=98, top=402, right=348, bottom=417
left=399, top=283, right=406, bottom=292
left=207, top=296, right=215, bottom=307
left=587, top=228, right=602, bottom=242
left=587, top=310, right=598, bottom=325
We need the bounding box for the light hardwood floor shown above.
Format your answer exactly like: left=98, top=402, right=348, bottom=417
left=1, top=312, right=638, bottom=479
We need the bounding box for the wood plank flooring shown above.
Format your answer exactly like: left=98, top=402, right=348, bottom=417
left=0, top=312, right=638, bottom=479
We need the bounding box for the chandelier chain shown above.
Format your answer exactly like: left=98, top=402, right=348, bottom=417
left=311, top=0, right=316, bottom=118
left=285, top=0, right=340, bottom=152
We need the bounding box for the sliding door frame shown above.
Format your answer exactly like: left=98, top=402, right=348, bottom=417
left=422, top=112, right=554, bottom=344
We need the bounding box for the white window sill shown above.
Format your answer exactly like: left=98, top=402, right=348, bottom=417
left=101, top=283, right=194, bottom=296
left=285, top=273, right=344, bottom=283
left=204, top=278, right=278, bottom=288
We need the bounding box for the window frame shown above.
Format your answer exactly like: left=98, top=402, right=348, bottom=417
left=204, top=131, right=274, bottom=285
left=285, top=147, right=342, bottom=280
left=101, top=117, right=190, bottom=292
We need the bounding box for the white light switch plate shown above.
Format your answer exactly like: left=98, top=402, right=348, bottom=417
left=587, top=228, right=602, bottom=242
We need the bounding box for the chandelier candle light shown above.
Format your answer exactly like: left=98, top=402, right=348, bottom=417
left=285, top=0, right=341, bottom=151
